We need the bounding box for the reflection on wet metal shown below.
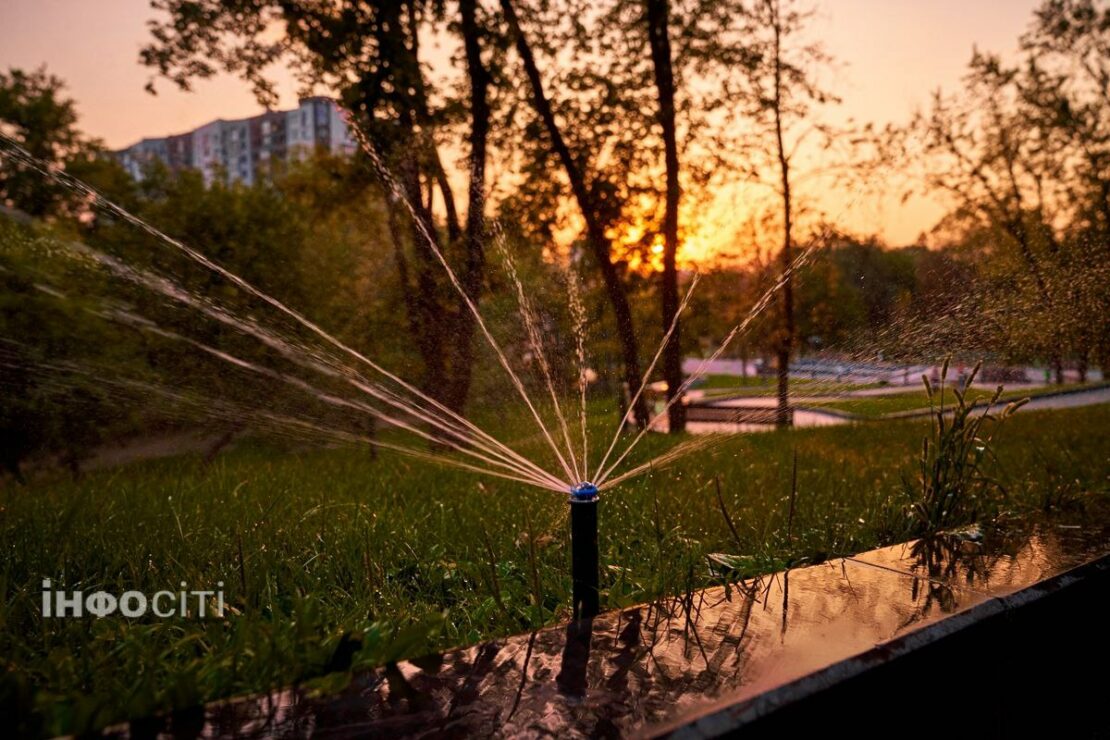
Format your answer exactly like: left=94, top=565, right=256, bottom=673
left=114, top=518, right=1110, bottom=738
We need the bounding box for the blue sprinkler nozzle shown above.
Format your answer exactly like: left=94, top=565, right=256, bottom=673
left=570, top=482, right=599, bottom=503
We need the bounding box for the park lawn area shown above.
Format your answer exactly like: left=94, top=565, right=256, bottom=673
left=1, top=403, right=1109, bottom=735
left=811, top=383, right=1097, bottom=418
left=700, top=373, right=780, bottom=390
left=699, top=374, right=846, bottom=396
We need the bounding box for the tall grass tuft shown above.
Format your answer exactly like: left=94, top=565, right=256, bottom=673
left=901, top=358, right=1028, bottom=535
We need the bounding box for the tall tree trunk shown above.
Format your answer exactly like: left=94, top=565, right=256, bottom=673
left=646, top=0, right=685, bottom=434
left=769, top=0, right=794, bottom=428
left=373, top=0, right=450, bottom=404
left=372, top=0, right=493, bottom=415
left=406, top=1, right=463, bottom=245
left=501, top=0, right=650, bottom=428
left=444, top=0, right=493, bottom=413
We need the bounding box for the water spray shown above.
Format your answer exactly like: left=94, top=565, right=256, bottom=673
left=569, top=482, right=600, bottom=619
left=0, top=134, right=810, bottom=626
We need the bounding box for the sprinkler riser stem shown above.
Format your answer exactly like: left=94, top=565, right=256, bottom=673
left=570, top=497, right=600, bottom=620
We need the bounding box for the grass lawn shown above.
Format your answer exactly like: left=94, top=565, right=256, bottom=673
left=699, top=373, right=780, bottom=390
left=698, top=374, right=851, bottom=396
left=812, top=383, right=1100, bottom=417
left=2, top=403, right=1108, bottom=735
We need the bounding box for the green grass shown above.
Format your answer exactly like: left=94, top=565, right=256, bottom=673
left=700, top=373, right=780, bottom=390
left=2, top=403, right=1109, bottom=735
left=698, top=374, right=857, bottom=397
left=812, top=383, right=1097, bottom=417
left=697, top=374, right=892, bottom=398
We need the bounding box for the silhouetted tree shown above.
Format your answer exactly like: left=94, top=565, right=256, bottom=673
left=645, top=0, right=686, bottom=432
left=141, top=0, right=499, bottom=413
left=1021, top=0, right=1110, bottom=239
left=0, top=67, right=87, bottom=217
left=500, top=0, right=652, bottom=427
left=1018, top=0, right=1110, bottom=376
left=911, top=0, right=1110, bottom=380
left=498, top=0, right=762, bottom=431
left=737, top=0, right=837, bottom=425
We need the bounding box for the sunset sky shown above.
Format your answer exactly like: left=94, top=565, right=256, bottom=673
left=1, top=0, right=1041, bottom=252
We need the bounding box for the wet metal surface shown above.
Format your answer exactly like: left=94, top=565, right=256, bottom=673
left=117, top=517, right=1110, bottom=738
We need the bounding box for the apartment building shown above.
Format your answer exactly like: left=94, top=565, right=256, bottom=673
left=116, top=97, right=357, bottom=184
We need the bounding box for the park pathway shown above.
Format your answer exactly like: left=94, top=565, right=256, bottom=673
left=676, top=384, right=1110, bottom=434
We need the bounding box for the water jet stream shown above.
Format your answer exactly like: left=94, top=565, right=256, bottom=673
left=0, top=133, right=561, bottom=490
left=112, top=313, right=568, bottom=491
left=492, top=225, right=582, bottom=481
left=71, top=240, right=564, bottom=489
left=1, top=348, right=566, bottom=489
left=0, top=134, right=567, bottom=491
left=593, top=274, right=701, bottom=482
left=1, top=129, right=813, bottom=497
left=349, top=125, right=579, bottom=484
left=597, top=248, right=815, bottom=486
left=565, top=269, right=590, bottom=477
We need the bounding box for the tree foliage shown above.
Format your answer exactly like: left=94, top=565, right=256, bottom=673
left=911, top=0, right=1110, bottom=377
